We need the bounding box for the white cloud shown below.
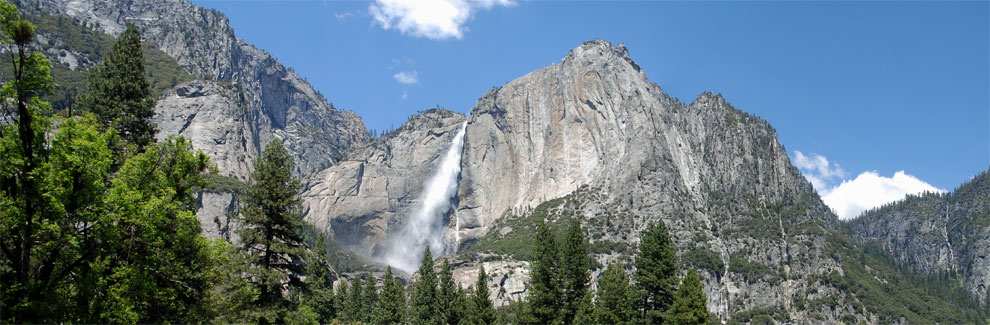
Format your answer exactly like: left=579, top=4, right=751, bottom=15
left=393, top=70, right=419, bottom=84
left=334, top=12, right=355, bottom=20
left=369, top=0, right=515, bottom=40
left=822, top=171, right=944, bottom=220
left=402, top=90, right=408, bottom=100
left=792, top=150, right=943, bottom=220
left=793, top=151, right=846, bottom=194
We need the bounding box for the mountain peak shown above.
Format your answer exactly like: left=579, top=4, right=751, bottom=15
left=562, top=39, right=641, bottom=73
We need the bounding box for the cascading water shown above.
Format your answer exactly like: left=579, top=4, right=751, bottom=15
left=384, top=122, right=467, bottom=273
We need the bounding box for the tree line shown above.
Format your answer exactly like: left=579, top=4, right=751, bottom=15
left=0, top=1, right=711, bottom=322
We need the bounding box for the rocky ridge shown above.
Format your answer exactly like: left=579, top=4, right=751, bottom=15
left=14, top=0, right=370, bottom=178
left=848, top=170, right=990, bottom=303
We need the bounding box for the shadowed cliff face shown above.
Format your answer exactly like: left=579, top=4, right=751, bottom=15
left=848, top=171, right=990, bottom=304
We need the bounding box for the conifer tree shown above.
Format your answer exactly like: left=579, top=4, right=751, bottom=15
left=560, top=219, right=590, bottom=324
left=666, top=270, right=711, bottom=324
left=572, top=292, right=596, bottom=325
left=236, top=139, right=308, bottom=323
left=303, top=233, right=337, bottom=323
left=80, top=24, right=156, bottom=149
left=467, top=265, right=496, bottom=325
left=362, top=273, right=379, bottom=323
left=633, top=220, right=678, bottom=323
left=439, top=258, right=463, bottom=325
left=345, top=277, right=363, bottom=323
left=374, top=266, right=407, bottom=324
left=411, top=247, right=440, bottom=324
left=334, top=280, right=349, bottom=321
left=596, top=262, right=632, bottom=325
left=524, top=221, right=562, bottom=324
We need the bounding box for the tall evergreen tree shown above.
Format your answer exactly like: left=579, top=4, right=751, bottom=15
left=334, top=279, right=350, bottom=322
left=411, top=246, right=440, bottom=324
left=666, top=270, right=711, bottom=324
left=236, top=139, right=308, bottom=323
left=80, top=24, right=156, bottom=149
left=572, top=292, right=596, bottom=325
left=362, top=273, right=379, bottom=323
left=466, top=265, right=496, bottom=325
left=439, top=259, right=463, bottom=325
left=374, top=266, right=407, bottom=324
left=560, top=219, right=591, bottom=324
left=303, top=234, right=337, bottom=323
left=596, top=262, right=632, bottom=325
left=633, top=220, right=678, bottom=323
left=344, top=277, right=363, bottom=323
left=523, top=221, right=562, bottom=324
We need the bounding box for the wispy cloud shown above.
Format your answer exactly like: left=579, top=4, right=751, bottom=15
left=793, top=150, right=846, bottom=193
left=792, top=151, right=943, bottom=220
left=369, top=0, right=516, bottom=40
left=334, top=12, right=355, bottom=20
left=393, top=70, right=419, bottom=85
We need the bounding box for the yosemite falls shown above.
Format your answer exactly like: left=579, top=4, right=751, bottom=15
left=384, top=122, right=468, bottom=273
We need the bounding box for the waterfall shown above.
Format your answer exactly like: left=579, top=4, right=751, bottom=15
left=384, top=122, right=467, bottom=273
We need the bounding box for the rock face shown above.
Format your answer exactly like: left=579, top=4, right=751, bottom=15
left=453, top=40, right=844, bottom=319
left=14, top=0, right=370, bottom=178
left=301, top=109, right=466, bottom=258
left=848, top=170, right=990, bottom=303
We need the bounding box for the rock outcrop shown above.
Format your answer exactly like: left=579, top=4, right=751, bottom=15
left=451, top=40, right=844, bottom=319
left=14, top=0, right=370, bottom=178
left=848, top=170, right=990, bottom=303
left=301, top=109, right=466, bottom=257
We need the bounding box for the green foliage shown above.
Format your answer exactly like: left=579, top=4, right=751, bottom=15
left=560, top=219, right=591, bottom=324
left=666, top=270, right=711, bottom=324
left=682, top=249, right=725, bottom=280
left=361, top=273, right=379, bottom=323
left=632, top=220, right=678, bottom=323
left=463, top=265, right=496, bottom=325
left=595, top=262, right=632, bottom=325
left=468, top=196, right=570, bottom=260
left=236, top=138, right=308, bottom=323
left=78, top=24, right=156, bottom=149
left=411, top=246, right=440, bottom=324
left=572, top=292, right=596, bottom=325
left=438, top=259, right=463, bottom=325
left=523, top=221, right=562, bottom=324
left=303, top=233, right=337, bottom=324
left=343, top=277, right=363, bottom=323
left=374, top=266, right=407, bottom=324
left=727, top=254, right=783, bottom=285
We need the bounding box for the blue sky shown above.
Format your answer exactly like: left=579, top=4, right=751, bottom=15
left=190, top=0, right=988, bottom=218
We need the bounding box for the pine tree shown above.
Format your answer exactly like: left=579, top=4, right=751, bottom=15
left=374, top=266, right=407, bottom=324
left=411, top=247, right=440, bottom=324
left=344, top=277, right=363, bottom=323
left=524, top=221, right=562, bottom=324
left=666, top=270, right=711, bottom=324
left=303, top=233, right=337, bottom=323
left=572, top=292, right=595, bottom=325
left=560, top=219, right=590, bottom=324
left=466, top=265, right=496, bottom=325
left=632, top=220, right=678, bottom=323
left=439, top=259, right=463, bottom=325
left=596, top=262, right=632, bottom=325
left=362, top=273, right=379, bottom=323
left=236, top=139, right=308, bottom=323
left=80, top=24, right=156, bottom=149
left=334, top=279, right=349, bottom=322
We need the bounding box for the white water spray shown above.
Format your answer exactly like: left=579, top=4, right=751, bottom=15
left=384, top=122, right=467, bottom=273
